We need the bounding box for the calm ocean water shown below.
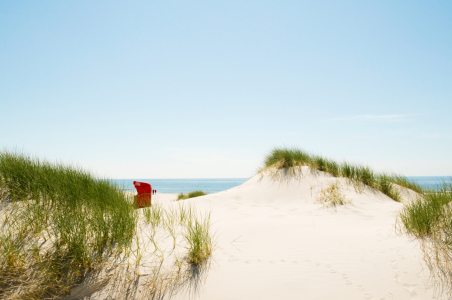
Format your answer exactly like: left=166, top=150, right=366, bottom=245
left=406, top=176, right=451, bottom=189
left=110, top=178, right=249, bottom=194
left=111, top=176, right=451, bottom=194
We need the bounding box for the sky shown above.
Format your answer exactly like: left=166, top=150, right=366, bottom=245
left=1, top=1, right=451, bottom=178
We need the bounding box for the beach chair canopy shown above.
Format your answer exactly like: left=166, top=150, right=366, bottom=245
left=133, top=181, right=151, bottom=195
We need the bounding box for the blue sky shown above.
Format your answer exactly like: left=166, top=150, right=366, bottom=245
left=1, top=1, right=451, bottom=178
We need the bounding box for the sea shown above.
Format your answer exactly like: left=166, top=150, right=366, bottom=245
left=406, top=176, right=451, bottom=190
left=110, top=178, right=249, bottom=194
left=111, top=176, right=451, bottom=194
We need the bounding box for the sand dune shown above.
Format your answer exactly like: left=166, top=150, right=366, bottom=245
left=169, top=167, right=441, bottom=300
left=69, top=166, right=440, bottom=299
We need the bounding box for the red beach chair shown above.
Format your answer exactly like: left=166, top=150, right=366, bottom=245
left=133, top=181, right=152, bottom=208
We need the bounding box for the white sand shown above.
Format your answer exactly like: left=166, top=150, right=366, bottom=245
left=71, top=167, right=443, bottom=299
left=169, top=167, right=442, bottom=300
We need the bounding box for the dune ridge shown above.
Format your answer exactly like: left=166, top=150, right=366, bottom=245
left=168, top=166, right=441, bottom=300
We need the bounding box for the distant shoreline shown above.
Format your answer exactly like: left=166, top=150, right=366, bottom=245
left=109, top=177, right=450, bottom=194
left=406, top=176, right=452, bottom=189
left=110, top=178, right=249, bottom=194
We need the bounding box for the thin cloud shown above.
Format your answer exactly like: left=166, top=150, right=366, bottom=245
left=326, top=114, right=418, bottom=122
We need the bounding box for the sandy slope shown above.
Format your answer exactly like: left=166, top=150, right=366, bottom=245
left=68, top=167, right=441, bottom=300
left=169, top=167, right=442, bottom=300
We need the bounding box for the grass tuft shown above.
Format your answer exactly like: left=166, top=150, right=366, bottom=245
left=316, top=182, right=351, bottom=208
left=0, top=151, right=137, bottom=298
left=183, top=211, right=214, bottom=265
left=398, top=181, right=452, bottom=294
left=399, top=182, right=452, bottom=238
left=177, top=190, right=208, bottom=201
left=143, top=203, right=164, bottom=228
left=261, top=147, right=422, bottom=202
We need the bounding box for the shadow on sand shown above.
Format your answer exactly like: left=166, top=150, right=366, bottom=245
left=62, top=257, right=213, bottom=300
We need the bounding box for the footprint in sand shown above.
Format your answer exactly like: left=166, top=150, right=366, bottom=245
left=390, top=260, right=399, bottom=271
left=341, top=274, right=353, bottom=285
left=403, top=283, right=417, bottom=297
left=364, top=292, right=372, bottom=298
left=357, top=285, right=364, bottom=290
left=330, top=269, right=337, bottom=273
left=292, top=260, right=298, bottom=264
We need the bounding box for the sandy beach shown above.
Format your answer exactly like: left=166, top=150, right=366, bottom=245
left=67, top=166, right=443, bottom=300
left=3, top=1, right=451, bottom=298
left=167, top=167, right=439, bottom=300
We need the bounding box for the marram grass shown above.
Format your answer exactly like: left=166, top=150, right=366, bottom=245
left=398, top=182, right=452, bottom=294
left=0, top=151, right=216, bottom=298
left=261, top=148, right=423, bottom=201
left=399, top=183, right=452, bottom=238
left=142, top=202, right=215, bottom=265
left=183, top=211, right=214, bottom=265
left=0, top=151, right=137, bottom=298
left=316, top=182, right=351, bottom=208
left=177, top=190, right=208, bottom=201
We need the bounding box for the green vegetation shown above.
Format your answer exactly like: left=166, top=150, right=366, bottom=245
left=0, top=151, right=215, bottom=298
left=142, top=202, right=215, bottom=265
left=399, top=183, right=452, bottom=238
left=183, top=212, right=214, bottom=265
left=0, top=151, right=138, bottom=298
left=261, top=148, right=423, bottom=201
left=398, top=182, right=452, bottom=293
left=316, top=182, right=351, bottom=208
left=143, top=203, right=164, bottom=228
left=0, top=152, right=136, bottom=298
left=177, top=190, right=208, bottom=201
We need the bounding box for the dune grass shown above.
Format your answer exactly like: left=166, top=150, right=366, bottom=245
left=142, top=202, right=214, bottom=265
left=0, top=151, right=138, bottom=298
left=177, top=190, right=208, bottom=201
left=143, top=203, right=164, bottom=228
left=183, top=211, right=214, bottom=265
left=0, top=151, right=216, bottom=298
left=83, top=201, right=215, bottom=299
left=316, top=182, right=351, bottom=208
left=399, top=183, right=452, bottom=238
left=261, top=148, right=423, bottom=201
left=398, top=182, right=452, bottom=294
